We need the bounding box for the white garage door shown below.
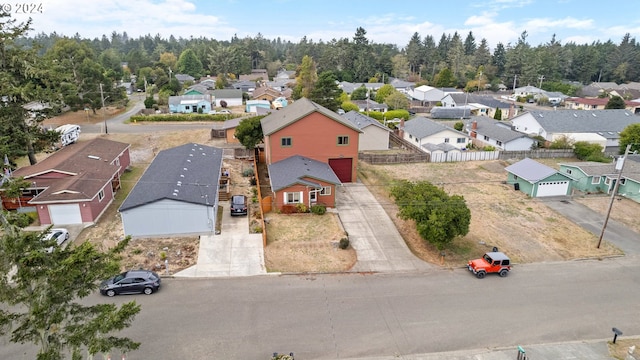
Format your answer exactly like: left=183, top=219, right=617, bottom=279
left=536, top=181, right=569, bottom=197
left=49, top=204, right=82, bottom=224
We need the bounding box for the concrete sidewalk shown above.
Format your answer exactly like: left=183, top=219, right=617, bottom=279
left=345, top=339, right=624, bottom=360
left=336, top=182, right=433, bottom=273
left=174, top=200, right=266, bottom=277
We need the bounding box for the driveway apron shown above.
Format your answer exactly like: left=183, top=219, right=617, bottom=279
left=336, top=182, right=433, bottom=272
left=174, top=200, right=266, bottom=277
left=542, top=197, right=640, bottom=254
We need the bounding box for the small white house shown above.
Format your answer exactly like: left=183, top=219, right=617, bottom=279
left=401, top=116, right=470, bottom=151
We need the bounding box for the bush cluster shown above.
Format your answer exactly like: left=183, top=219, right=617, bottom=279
left=130, top=113, right=238, bottom=122
left=310, top=204, right=326, bottom=215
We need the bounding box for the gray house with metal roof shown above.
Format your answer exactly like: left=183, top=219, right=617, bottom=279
left=119, top=143, right=223, bottom=237
left=505, top=158, right=573, bottom=197
left=510, top=109, right=640, bottom=152
left=440, top=93, right=514, bottom=120
left=467, top=116, right=536, bottom=151
left=342, top=111, right=391, bottom=150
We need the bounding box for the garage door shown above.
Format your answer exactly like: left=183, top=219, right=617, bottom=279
left=49, top=204, right=82, bottom=224
left=328, top=158, right=352, bottom=183
left=536, top=181, right=569, bottom=197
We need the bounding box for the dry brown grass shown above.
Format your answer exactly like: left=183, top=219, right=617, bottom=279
left=358, top=159, right=626, bottom=266
left=608, top=338, right=640, bottom=360
left=263, top=213, right=356, bottom=273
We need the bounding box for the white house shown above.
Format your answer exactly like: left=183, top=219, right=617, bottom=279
left=467, top=116, right=536, bottom=151
left=401, top=116, right=470, bottom=152
left=510, top=109, right=639, bottom=150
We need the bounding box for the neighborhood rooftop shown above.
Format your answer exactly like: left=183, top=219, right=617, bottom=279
left=119, top=143, right=222, bottom=211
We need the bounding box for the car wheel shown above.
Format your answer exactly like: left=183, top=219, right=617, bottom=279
left=143, top=287, right=154, bottom=295
left=106, top=289, right=116, bottom=297
left=476, top=271, right=486, bottom=279
left=499, top=269, right=509, bottom=277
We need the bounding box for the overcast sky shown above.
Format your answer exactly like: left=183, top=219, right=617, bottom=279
left=12, top=0, right=640, bottom=50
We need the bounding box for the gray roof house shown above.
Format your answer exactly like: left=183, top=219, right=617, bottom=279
left=268, top=155, right=342, bottom=210
left=510, top=109, right=639, bottom=152
left=505, top=158, right=573, bottom=197
left=119, top=143, right=223, bottom=237
left=174, top=73, right=195, bottom=83
left=467, top=116, right=536, bottom=151
left=352, top=99, right=388, bottom=112
left=211, top=89, right=243, bottom=107
left=342, top=111, right=391, bottom=151
left=401, top=117, right=471, bottom=156
left=440, top=93, right=515, bottom=120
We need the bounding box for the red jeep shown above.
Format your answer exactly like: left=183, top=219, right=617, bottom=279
left=467, top=251, right=511, bottom=279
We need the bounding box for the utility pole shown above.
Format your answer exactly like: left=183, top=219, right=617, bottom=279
left=512, top=74, right=518, bottom=91
left=538, top=75, right=545, bottom=89
left=100, top=83, right=107, bottom=134
left=597, top=144, right=632, bottom=248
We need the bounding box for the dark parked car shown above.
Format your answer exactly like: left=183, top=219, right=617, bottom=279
left=100, top=270, right=161, bottom=297
left=230, top=194, right=247, bottom=216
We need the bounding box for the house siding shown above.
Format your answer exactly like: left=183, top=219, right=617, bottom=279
left=405, top=129, right=470, bottom=151
left=273, top=181, right=336, bottom=211
left=359, top=126, right=390, bottom=151
left=86, top=183, right=115, bottom=223
left=121, top=198, right=216, bottom=237
left=225, top=128, right=240, bottom=143
left=266, top=112, right=359, bottom=182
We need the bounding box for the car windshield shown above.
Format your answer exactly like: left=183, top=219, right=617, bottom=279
left=232, top=196, right=244, bottom=204
left=483, top=254, right=493, bottom=263
left=113, top=273, right=127, bottom=282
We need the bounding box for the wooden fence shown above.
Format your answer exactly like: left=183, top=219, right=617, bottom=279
left=498, top=149, right=575, bottom=159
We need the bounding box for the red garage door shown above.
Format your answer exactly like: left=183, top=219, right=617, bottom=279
left=328, top=158, right=352, bottom=183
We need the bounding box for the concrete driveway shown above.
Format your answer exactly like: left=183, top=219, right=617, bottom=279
left=174, top=200, right=266, bottom=277
left=541, top=197, right=640, bottom=254
left=335, top=182, right=433, bottom=272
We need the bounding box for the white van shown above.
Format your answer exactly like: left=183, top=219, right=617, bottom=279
left=55, top=124, right=81, bottom=147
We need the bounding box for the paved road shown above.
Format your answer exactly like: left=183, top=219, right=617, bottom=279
left=2, top=256, right=639, bottom=359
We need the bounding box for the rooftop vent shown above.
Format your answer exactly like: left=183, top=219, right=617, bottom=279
left=87, top=155, right=100, bottom=160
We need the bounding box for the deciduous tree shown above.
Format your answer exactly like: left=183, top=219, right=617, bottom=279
left=390, top=180, right=470, bottom=250
left=619, top=123, right=640, bottom=154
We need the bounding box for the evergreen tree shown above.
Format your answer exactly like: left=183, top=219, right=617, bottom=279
left=309, top=71, right=342, bottom=111
left=176, top=48, right=203, bottom=78
left=293, top=55, right=317, bottom=99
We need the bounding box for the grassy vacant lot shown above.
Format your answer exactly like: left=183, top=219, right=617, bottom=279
left=358, top=159, right=626, bottom=266
left=264, top=213, right=356, bottom=273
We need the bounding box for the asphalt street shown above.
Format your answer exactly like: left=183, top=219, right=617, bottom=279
left=2, top=256, right=639, bottom=359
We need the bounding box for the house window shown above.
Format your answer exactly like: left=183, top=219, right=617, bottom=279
left=496, top=140, right=503, bottom=146
left=284, top=192, right=301, bottom=204
left=320, top=186, right=331, bottom=196
left=98, top=189, right=104, bottom=202
left=415, top=138, right=419, bottom=143
left=409, top=134, right=413, bottom=139
left=281, top=137, right=292, bottom=147
left=483, top=135, right=489, bottom=141
left=565, top=169, right=572, bottom=175
left=310, top=191, right=317, bottom=202
left=114, top=157, right=120, bottom=167
left=457, top=138, right=466, bottom=143
left=620, top=178, right=626, bottom=185
left=444, top=138, right=450, bottom=143
left=591, top=176, right=600, bottom=184
left=604, top=178, right=611, bottom=186
left=337, top=136, right=349, bottom=146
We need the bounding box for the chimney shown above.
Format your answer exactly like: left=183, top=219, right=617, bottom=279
left=470, top=120, right=477, bottom=138
left=508, top=103, right=515, bottom=119
left=398, top=118, right=405, bottom=138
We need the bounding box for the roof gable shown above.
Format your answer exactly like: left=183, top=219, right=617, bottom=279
left=260, top=98, right=362, bottom=136
left=403, top=116, right=468, bottom=139
left=505, top=158, right=561, bottom=182
left=517, top=109, right=638, bottom=134
left=342, top=111, right=390, bottom=131
left=268, top=155, right=341, bottom=191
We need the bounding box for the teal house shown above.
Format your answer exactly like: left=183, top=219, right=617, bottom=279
left=505, top=158, right=573, bottom=197
left=559, top=155, right=640, bottom=203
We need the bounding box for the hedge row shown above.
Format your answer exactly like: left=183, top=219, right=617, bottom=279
left=129, top=113, right=241, bottom=122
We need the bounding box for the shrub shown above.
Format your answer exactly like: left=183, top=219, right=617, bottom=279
left=295, top=203, right=308, bottom=213
left=338, top=237, right=350, bottom=249
left=310, top=204, right=326, bottom=215
left=249, top=177, right=257, bottom=186
left=6, top=212, right=34, bottom=228
left=483, top=145, right=496, bottom=151
left=242, top=168, right=254, bottom=177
